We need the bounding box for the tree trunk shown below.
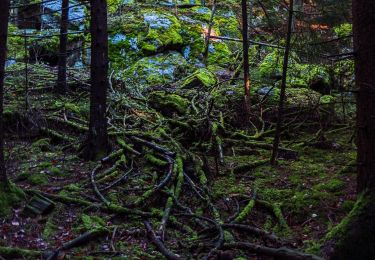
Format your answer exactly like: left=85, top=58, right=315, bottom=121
left=83, top=0, right=109, bottom=160
left=270, top=0, right=294, bottom=165
left=0, top=0, right=10, bottom=184
left=355, top=0, right=375, bottom=193
left=56, top=0, right=69, bottom=94
left=241, top=0, right=251, bottom=113
left=322, top=1, right=375, bottom=259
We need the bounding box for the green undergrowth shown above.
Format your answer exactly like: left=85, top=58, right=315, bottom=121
left=0, top=182, right=25, bottom=216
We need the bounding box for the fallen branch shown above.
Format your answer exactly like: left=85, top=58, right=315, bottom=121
left=47, top=228, right=109, bottom=260
left=144, top=221, right=181, bottom=260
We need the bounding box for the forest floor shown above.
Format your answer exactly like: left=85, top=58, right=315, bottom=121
left=0, top=66, right=357, bottom=259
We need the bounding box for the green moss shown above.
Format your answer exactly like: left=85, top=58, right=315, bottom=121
left=42, top=217, right=58, bottom=239
left=285, top=190, right=335, bottom=217
left=257, top=188, right=293, bottom=203
left=149, top=91, right=189, bottom=115
left=124, top=51, right=189, bottom=86
left=272, top=203, right=292, bottom=236
left=181, top=68, right=218, bottom=88
left=320, top=95, right=335, bottom=104
left=46, top=166, right=63, bottom=176
left=65, top=184, right=82, bottom=192
left=174, top=156, right=184, bottom=198
left=212, top=174, right=247, bottom=200
left=31, top=138, right=51, bottom=151
left=0, top=182, right=24, bottom=216
left=324, top=194, right=366, bottom=243
left=224, top=230, right=235, bottom=242
left=81, top=214, right=106, bottom=231
left=140, top=11, right=183, bottom=53
left=341, top=200, right=355, bottom=212
left=207, top=42, right=233, bottom=67
left=259, top=50, right=330, bottom=88
left=304, top=240, right=322, bottom=255
left=235, top=199, right=255, bottom=222
left=145, top=154, right=168, bottom=167
left=314, top=179, right=345, bottom=193
left=28, top=173, right=48, bottom=185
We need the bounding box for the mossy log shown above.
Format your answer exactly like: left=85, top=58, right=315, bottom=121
left=47, top=116, right=88, bottom=132
left=40, top=127, right=75, bottom=142
left=26, top=189, right=156, bottom=218
left=232, top=159, right=269, bottom=174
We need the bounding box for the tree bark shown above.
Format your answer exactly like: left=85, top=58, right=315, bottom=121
left=241, top=0, right=251, bottom=113
left=322, top=1, right=375, bottom=259
left=355, top=0, right=375, bottom=193
left=83, top=0, right=109, bottom=160
left=270, top=0, right=294, bottom=165
left=0, top=0, right=10, bottom=183
left=56, top=0, right=69, bottom=94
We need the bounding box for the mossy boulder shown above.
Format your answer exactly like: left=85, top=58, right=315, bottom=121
left=206, top=41, right=233, bottom=67
left=149, top=91, right=189, bottom=116
left=180, top=68, right=218, bottom=88
left=140, top=11, right=184, bottom=54
left=123, top=51, right=189, bottom=86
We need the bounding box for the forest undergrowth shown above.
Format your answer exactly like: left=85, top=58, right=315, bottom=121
left=0, top=63, right=357, bottom=259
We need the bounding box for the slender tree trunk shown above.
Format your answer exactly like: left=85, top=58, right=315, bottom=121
left=355, top=0, right=375, bottom=193
left=202, top=0, right=217, bottom=64
left=241, top=0, right=251, bottom=113
left=83, top=0, right=109, bottom=160
left=0, top=0, right=10, bottom=184
left=56, top=0, right=69, bottom=94
left=270, top=0, right=294, bottom=165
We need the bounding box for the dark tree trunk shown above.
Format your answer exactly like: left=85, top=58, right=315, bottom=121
left=241, top=0, right=251, bottom=113
left=83, top=0, right=109, bottom=160
left=0, top=0, right=10, bottom=184
left=355, top=0, right=375, bottom=193
left=56, top=0, right=69, bottom=94
left=270, top=0, right=294, bottom=165
left=322, top=1, right=375, bottom=259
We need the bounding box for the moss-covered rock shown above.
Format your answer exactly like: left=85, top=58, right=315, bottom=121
left=123, top=51, right=189, bottom=86
left=140, top=11, right=184, bottom=54
left=180, top=68, right=217, bottom=88
left=206, top=41, right=233, bottom=67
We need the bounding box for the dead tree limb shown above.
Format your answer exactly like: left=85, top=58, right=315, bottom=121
left=144, top=221, right=181, bottom=260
